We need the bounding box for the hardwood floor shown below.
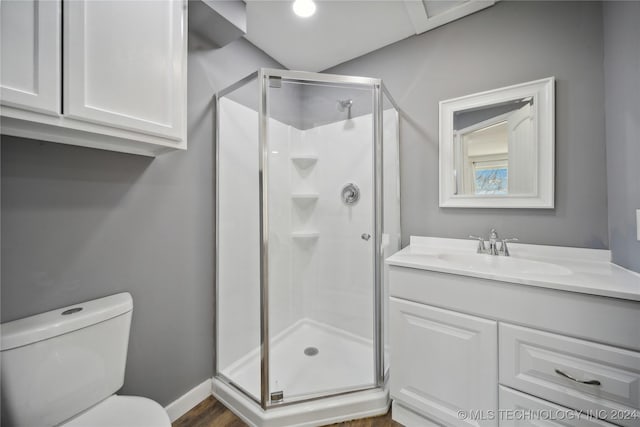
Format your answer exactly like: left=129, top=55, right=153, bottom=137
left=172, top=396, right=402, bottom=427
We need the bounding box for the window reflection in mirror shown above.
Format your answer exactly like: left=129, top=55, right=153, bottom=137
left=453, top=97, right=535, bottom=196
left=439, top=77, right=554, bottom=208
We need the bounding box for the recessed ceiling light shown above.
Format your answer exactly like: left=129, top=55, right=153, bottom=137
left=292, top=0, right=316, bottom=18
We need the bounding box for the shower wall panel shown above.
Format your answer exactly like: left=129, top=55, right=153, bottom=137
left=217, top=98, right=300, bottom=378
left=268, top=120, right=303, bottom=337
left=219, top=100, right=400, bottom=370
left=218, top=97, right=261, bottom=375
left=307, top=114, right=375, bottom=340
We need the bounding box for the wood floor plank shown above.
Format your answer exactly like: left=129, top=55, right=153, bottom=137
left=172, top=396, right=402, bottom=427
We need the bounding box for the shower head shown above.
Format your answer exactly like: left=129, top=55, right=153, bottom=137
left=337, top=99, right=353, bottom=112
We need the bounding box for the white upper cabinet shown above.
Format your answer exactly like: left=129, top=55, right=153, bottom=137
left=0, top=0, right=61, bottom=115
left=0, top=0, right=187, bottom=156
left=64, top=0, right=185, bottom=141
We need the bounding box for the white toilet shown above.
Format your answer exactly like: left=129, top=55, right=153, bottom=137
left=0, top=292, right=171, bottom=427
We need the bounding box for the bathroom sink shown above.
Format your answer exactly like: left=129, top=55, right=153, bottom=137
left=437, top=253, right=573, bottom=276
left=387, top=237, right=640, bottom=301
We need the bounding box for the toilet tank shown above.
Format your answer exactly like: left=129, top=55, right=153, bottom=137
left=1, top=293, right=133, bottom=427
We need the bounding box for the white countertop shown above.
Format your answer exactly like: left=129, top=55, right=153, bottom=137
left=386, top=236, right=640, bottom=302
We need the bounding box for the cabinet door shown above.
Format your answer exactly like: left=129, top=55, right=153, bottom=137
left=63, top=0, right=186, bottom=142
left=0, top=0, right=60, bottom=115
left=390, top=297, right=498, bottom=426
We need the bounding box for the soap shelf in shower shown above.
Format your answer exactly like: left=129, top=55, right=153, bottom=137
left=290, top=155, right=318, bottom=169
left=291, top=193, right=319, bottom=202
left=291, top=231, right=320, bottom=240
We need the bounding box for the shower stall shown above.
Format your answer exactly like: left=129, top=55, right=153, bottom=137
left=214, top=69, right=400, bottom=426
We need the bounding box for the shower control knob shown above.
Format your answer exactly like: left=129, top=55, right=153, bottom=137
left=341, top=183, right=360, bottom=205
left=361, top=233, right=371, bottom=241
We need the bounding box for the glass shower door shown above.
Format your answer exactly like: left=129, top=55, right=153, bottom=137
left=265, top=77, right=377, bottom=404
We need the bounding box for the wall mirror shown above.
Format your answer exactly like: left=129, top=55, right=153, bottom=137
left=439, top=77, right=555, bottom=208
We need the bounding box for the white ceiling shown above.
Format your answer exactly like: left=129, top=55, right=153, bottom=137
left=245, top=0, right=495, bottom=72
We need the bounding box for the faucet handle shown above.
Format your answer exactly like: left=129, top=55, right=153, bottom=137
left=500, top=238, right=519, bottom=256
left=469, top=235, right=486, bottom=253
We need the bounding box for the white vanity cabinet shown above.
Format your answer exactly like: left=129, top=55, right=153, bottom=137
left=0, top=0, right=187, bottom=156
left=390, top=298, right=498, bottom=426
left=388, top=250, right=640, bottom=427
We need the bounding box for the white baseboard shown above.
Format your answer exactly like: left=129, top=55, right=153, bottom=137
left=165, top=378, right=213, bottom=422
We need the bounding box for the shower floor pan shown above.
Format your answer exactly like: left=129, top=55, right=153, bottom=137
left=223, top=319, right=374, bottom=399
left=214, top=319, right=388, bottom=426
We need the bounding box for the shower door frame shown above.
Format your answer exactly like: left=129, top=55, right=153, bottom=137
left=214, top=68, right=401, bottom=410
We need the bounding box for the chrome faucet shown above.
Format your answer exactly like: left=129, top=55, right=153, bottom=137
left=500, top=237, right=519, bottom=256
left=488, top=228, right=500, bottom=255
left=469, top=229, right=518, bottom=256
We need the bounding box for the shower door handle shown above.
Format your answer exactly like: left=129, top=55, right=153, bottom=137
left=361, top=233, right=371, bottom=241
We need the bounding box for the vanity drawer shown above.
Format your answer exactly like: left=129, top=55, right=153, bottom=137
left=499, top=386, right=615, bottom=426
left=499, top=323, right=640, bottom=427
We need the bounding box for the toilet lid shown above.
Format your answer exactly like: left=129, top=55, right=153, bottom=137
left=62, top=395, right=171, bottom=427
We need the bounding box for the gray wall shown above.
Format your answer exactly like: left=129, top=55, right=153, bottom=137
left=225, top=75, right=305, bottom=129
left=603, top=1, right=640, bottom=273
left=326, top=1, right=609, bottom=249
left=0, top=38, right=283, bottom=405
left=299, top=84, right=374, bottom=130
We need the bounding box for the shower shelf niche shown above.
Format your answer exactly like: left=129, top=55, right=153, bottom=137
left=291, top=155, right=318, bottom=169
left=291, top=231, right=320, bottom=240
left=291, top=193, right=319, bottom=202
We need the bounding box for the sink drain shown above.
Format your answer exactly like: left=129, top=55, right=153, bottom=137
left=304, top=347, right=319, bottom=356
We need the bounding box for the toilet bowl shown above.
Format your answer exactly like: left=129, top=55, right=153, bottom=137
left=0, top=293, right=171, bottom=427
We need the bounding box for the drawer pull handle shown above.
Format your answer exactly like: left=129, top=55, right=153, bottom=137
left=554, top=369, right=601, bottom=386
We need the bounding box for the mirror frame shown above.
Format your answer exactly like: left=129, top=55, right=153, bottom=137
left=439, top=77, right=555, bottom=208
